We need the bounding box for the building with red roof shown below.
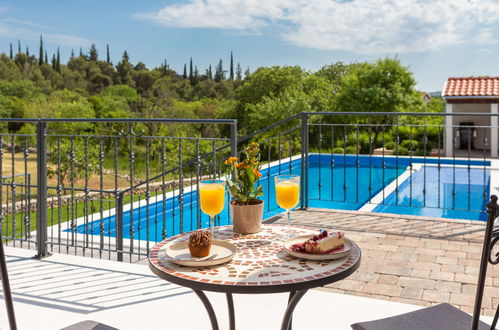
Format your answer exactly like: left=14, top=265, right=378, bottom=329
left=442, top=76, right=499, bottom=157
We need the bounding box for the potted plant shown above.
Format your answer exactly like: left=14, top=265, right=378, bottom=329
left=225, top=142, right=264, bottom=234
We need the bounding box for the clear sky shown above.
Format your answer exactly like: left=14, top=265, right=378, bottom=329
left=1, top=0, right=499, bottom=92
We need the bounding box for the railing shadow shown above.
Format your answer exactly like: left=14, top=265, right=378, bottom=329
left=2, top=253, right=191, bottom=314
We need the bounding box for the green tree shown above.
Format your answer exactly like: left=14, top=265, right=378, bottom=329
left=89, top=44, right=98, bottom=61
left=214, top=59, right=225, bottom=82
left=206, top=65, right=212, bottom=80
left=17, top=40, right=21, bottom=54
left=25, top=46, right=29, bottom=57
left=183, top=63, right=187, bottom=79
left=235, top=66, right=333, bottom=133
left=115, top=51, right=134, bottom=86
left=70, top=49, right=75, bottom=59
left=39, top=35, right=44, bottom=65
left=106, top=44, right=111, bottom=64
left=229, top=51, right=234, bottom=80
left=189, top=57, right=193, bottom=84
left=51, top=54, right=56, bottom=70
left=9, top=43, right=13, bottom=59
left=56, top=48, right=61, bottom=72
left=236, top=63, right=242, bottom=81
left=316, top=62, right=356, bottom=93
left=193, top=65, right=199, bottom=85
left=334, top=57, right=421, bottom=150
left=44, top=51, right=48, bottom=64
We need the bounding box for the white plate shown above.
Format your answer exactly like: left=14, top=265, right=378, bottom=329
left=283, top=235, right=353, bottom=261
left=164, top=239, right=237, bottom=267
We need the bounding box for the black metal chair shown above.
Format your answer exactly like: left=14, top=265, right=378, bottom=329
left=351, top=195, right=499, bottom=330
left=0, top=232, right=119, bottom=330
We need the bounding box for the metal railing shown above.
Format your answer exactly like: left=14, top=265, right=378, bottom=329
left=0, top=112, right=495, bottom=261
left=0, top=118, right=237, bottom=262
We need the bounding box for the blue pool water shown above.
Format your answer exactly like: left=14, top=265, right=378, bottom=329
left=374, top=165, right=489, bottom=220
left=73, top=154, right=490, bottom=240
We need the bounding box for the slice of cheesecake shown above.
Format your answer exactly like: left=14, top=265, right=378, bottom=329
left=290, top=230, right=345, bottom=254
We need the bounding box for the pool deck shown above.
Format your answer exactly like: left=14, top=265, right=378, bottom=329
left=266, top=208, right=497, bottom=316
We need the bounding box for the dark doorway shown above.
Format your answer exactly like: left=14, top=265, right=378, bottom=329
left=458, top=122, right=475, bottom=149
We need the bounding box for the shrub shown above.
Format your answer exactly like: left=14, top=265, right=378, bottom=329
left=396, top=146, right=409, bottom=155
left=346, top=145, right=358, bottom=154
left=401, top=139, right=419, bottom=151
left=385, top=141, right=396, bottom=150
left=333, top=147, right=344, bottom=154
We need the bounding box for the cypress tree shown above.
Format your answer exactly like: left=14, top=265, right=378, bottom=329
left=56, top=48, right=61, bottom=72
left=45, top=51, right=48, bottom=64
left=39, top=35, right=44, bottom=65
left=244, top=66, right=250, bottom=78
left=106, top=44, right=111, bottom=64
left=122, top=50, right=129, bottom=61
left=25, top=46, right=29, bottom=57
left=208, top=65, right=212, bottom=80
left=70, top=49, right=75, bottom=59
left=79, top=47, right=83, bottom=57
left=9, top=43, right=12, bottom=59
left=183, top=64, right=187, bottom=79
left=51, top=54, right=56, bottom=70
left=17, top=40, right=21, bottom=54
left=193, top=65, right=199, bottom=84
left=229, top=51, right=234, bottom=80
left=214, top=59, right=225, bottom=82
left=189, top=57, right=193, bottom=81
left=89, top=44, right=98, bottom=61
left=236, top=63, right=242, bottom=81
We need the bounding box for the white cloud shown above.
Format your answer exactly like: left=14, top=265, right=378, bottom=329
left=135, top=0, right=499, bottom=54
left=474, top=28, right=498, bottom=44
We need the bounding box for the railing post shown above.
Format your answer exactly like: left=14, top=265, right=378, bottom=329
left=472, top=195, right=498, bottom=330
left=230, top=120, right=238, bottom=157
left=116, top=192, right=124, bottom=262
left=300, top=114, right=308, bottom=209
left=35, top=121, right=50, bottom=259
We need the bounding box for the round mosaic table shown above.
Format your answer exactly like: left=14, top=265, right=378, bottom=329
left=148, top=224, right=361, bottom=330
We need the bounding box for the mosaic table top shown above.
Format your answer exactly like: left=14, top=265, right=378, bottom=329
left=148, top=224, right=361, bottom=294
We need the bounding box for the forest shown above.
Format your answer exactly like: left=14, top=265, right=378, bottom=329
left=0, top=38, right=445, bottom=185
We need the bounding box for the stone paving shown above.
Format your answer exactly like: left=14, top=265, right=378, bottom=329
left=266, top=208, right=497, bottom=316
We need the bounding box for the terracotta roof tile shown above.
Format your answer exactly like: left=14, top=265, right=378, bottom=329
left=443, top=76, right=499, bottom=97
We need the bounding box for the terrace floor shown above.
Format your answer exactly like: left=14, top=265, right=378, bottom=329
left=267, top=208, right=496, bottom=316
left=1, top=208, right=497, bottom=329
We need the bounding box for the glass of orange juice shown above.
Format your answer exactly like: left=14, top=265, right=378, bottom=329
left=199, top=180, right=226, bottom=233
left=274, top=175, right=300, bottom=237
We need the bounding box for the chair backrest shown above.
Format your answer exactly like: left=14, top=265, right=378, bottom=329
left=0, top=233, right=17, bottom=330
left=471, top=195, right=499, bottom=330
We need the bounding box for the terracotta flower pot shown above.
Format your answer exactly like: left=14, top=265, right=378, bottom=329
left=230, top=199, right=264, bottom=234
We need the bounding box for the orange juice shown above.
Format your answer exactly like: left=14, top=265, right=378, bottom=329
left=200, top=183, right=225, bottom=217
left=275, top=181, right=299, bottom=210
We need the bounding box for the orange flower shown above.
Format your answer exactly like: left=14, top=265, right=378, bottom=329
left=253, top=169, right=262, bottom=178
left=225, top=157, right=238, bottom=165
left=236, top=163, right=242, bottom=169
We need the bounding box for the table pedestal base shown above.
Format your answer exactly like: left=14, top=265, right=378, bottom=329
left=193, top=289, right=309, bottom=330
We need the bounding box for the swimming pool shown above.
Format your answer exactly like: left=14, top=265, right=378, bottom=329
left=73, top=154, right=490, bottom=240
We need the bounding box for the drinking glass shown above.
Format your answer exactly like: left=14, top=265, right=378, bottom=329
left=274, top=175, right=300, bottom=237
left=199, top=180, right=226, bottom=233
